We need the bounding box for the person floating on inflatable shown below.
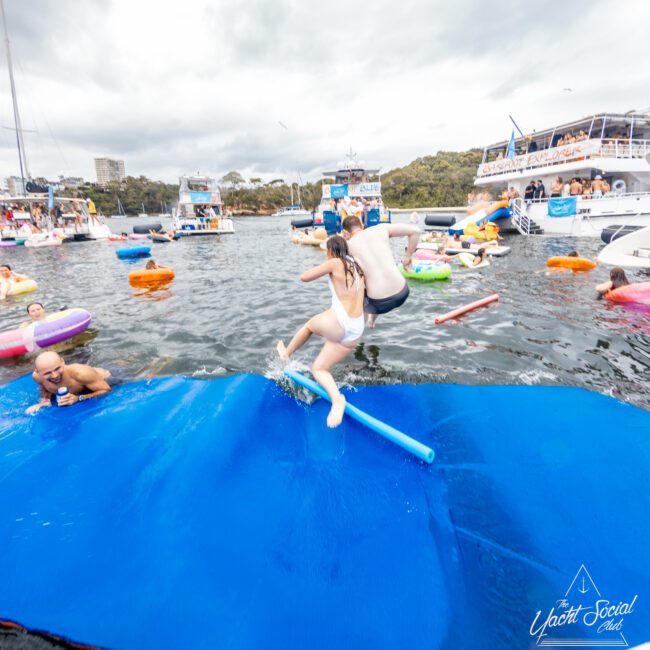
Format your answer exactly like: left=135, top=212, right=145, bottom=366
left=19, top=302, right=46, bottom=329
left=595, top=267, right=630, bottom=298
left=26, top=351, right=112, bottom=414
left=0, top=264, right=30, bottom=299
left=276, top=235, right=365, bottom=428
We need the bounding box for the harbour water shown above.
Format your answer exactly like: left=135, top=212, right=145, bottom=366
left=1, top=215, right=649, bottom=409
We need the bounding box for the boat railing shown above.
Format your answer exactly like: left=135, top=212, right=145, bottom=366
left=478, top=138, right=650, bottom=179
left=594, top=139, right=650, bottom=159
left=509, top=198, right=530, bottom=235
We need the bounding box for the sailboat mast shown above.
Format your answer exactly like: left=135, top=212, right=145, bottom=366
left=0, top=0, right=29, bottom=193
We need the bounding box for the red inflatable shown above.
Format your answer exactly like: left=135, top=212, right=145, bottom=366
left=605, top=281, right=650, bottom=306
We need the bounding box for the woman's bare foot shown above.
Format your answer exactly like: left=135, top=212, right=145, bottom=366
left=276, top=340, right=289, bottom=361
left=327, top=394, right=346, bottom=428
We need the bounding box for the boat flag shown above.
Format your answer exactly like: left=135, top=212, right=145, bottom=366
left=506, top=130, right=516, bottom=160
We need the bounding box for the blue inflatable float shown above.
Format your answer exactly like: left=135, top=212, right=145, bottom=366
left=115, top=245, right=151, bottom=259
left=0, top=374, right=648, bottom=649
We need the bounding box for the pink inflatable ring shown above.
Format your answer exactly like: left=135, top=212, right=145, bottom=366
left=0, top=308, right=92, bottom=359
left=605, top=281, right=650, bottom=306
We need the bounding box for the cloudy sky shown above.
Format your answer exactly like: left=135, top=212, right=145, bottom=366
left=0, top=0, right=647, bottom=184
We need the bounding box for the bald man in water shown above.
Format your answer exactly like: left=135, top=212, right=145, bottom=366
left=26, top=351, right=112, bottom=414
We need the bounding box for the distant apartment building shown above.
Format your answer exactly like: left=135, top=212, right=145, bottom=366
left=94, top=157, right=126, bottom=185
left=6, top=176, right=26, bottom=195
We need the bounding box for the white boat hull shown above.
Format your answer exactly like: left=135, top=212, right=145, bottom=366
left=598, top=225, right=650, bottom=267
left=523, top=194, right=650, bottom=237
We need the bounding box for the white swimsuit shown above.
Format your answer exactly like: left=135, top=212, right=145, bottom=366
left=328, top=258, right=365, bottom=344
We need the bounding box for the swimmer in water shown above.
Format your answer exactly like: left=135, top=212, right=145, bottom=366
left=145, top=260, right=172, bottom=270
left=595, top=267, right=630, bottom=297
left=19, top=302, right=46, bottom=329
left=26, top=351, right=112, bottom=414
left=472, top=248, right=488, bottom=267
left=0, top=264, right=29, bottom=299
left=276, top=235, right=365, bottom=428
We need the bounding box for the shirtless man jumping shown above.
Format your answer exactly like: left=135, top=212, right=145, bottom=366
left=26, top=351, right=112, bottom=414
left=341, top=216, right=420, bottom=327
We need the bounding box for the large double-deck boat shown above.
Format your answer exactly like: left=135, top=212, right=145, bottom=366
left=475, top=112, right=650, bottom=236
left=313, top=152, right=391, bottom=228
left=172, top=174, right=234, bottom=236
left=1, top=195, right=110, bottom=244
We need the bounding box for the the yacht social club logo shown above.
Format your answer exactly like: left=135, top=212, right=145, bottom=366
left=530, top=565, right=637, bottom=647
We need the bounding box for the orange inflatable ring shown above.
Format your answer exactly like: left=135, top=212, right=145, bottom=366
left=546, top=256, right=597, bottom=271
left=128, top=268, right=175, bottom=286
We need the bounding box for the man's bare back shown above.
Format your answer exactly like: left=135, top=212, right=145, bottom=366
left=347, top=223, right=418, bottom=299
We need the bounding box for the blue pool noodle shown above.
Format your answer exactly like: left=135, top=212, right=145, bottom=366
left=284, top=369, right=435, bottom=463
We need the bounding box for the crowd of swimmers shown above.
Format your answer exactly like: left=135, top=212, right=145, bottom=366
left=3, top=213, right=644, bottom=429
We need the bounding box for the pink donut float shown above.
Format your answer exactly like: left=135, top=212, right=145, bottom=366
left=0, top=308, right=92, bottom=359
left=605, top=281, right=650, bottom=306
left=414, top=249, right=449, bottom=262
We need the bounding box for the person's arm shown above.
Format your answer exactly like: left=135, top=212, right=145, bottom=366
left=0, top=281, right=8, bottom=300
left=26, top=376, right=53, bottom=414
left=595, top=280, right=613, bottom=295
left=385, top=223, right=420, bottom=269
left=57, top=367, right=112, bottom=407
left=300, top=258, right=337, bottom=283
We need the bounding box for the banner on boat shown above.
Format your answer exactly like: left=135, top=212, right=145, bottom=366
left=189, top=191, right=215, bottom=203
left=323, top=182, right=381, bottom=199
left=548, top=197, right=577, bottom=217
left=478, top=141, right=601, bottom=177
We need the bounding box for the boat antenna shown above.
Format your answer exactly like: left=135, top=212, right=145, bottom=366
left=508, top=115, right=526, bottom=138
left=0, top=0, right=29, bottom=194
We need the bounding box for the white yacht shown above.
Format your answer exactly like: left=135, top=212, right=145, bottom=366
left=475, top=112, right=650, bottom=237
left=0, top=0, right=110, bottom=243
left=1, top=196, right=111, bottom=243
left=272, top=183, right=312, bottom=219
left=314, top=151, right=391, bottom=227
left=172, top=173, right=234, bottom=236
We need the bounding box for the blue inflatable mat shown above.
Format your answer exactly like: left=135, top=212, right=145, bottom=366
left=0, top=375, right=648, bottom=649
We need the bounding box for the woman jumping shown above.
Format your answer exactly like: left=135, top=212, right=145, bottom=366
left=277, top=235, right=365, bottom=428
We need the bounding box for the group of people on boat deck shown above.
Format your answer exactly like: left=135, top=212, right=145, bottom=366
left=0, top=199, right=98, bottom=235
left=549, top=176, right=611, bottom=199
left=330, top=196, right=385, bottom=220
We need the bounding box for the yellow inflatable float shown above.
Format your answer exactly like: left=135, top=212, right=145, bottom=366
left=292, top=228, right=328, bottom=247
left=7, top=279, right=38, bottom=296
left=463, top=221, right=499, bottom=241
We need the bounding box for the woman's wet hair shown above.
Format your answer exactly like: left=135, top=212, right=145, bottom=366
left=326, top=235, right=363, bottom=287
left=145, top=260, right=156, bottom=269
left=26, top=302, right=44, bottom=313
left=477, top=247, right=486, bottom=258
left=609, top=267, right=629, bottom=289
left=567, top=250, right=579, bottom=257
left=0, top=264, right=10, bottom=271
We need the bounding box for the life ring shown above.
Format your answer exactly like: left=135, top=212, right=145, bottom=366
left=6, top=279, right=38, bottom=296
left=116, top=246, right=151, bottom=259
left=458, top=253, right=490, bottom=269
left=605, top=281, right=650, bottom=305
left=547, top=256, right=596, bottom=271
left=0, top=308, right=91, bottom=359
left=129, top=268, right=175, bottom=286
left=399, top=262, right=451, bottom=281
left=612, top=179, right=626, bottom=194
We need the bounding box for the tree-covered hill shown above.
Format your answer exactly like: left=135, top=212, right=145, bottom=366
left=73, top=149, right=484, bottom=215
